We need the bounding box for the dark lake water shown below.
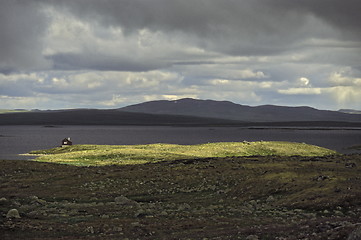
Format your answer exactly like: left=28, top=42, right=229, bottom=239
left=1, top=125, right=361, bottom=160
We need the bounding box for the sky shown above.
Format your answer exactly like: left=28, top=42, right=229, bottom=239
left=1, top=0, right=361, bottom=110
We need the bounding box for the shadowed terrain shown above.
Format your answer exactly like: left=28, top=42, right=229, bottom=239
left=121, top=98, right=361, bottom=122
left=1, top=98, right=361, bottom=127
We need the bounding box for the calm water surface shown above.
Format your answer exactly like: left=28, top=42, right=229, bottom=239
left=1, top=125, right=361, bottom=160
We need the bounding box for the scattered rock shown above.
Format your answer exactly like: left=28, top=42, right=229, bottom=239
left=114, top=196, right=138, bottom=206
left=246, top=235, right=259, bottom=240
left=105, top=202, right=116, bottom=207
left=160, top=210, right=168, bottom=216
left=112, top=226, right=123, bottom=232
left=266, top=195, right=275, bottom=203
left=27, top=210, right=41, bottom=219
left=313, top=175, right=330, bottom=181
left=348, top=226, right=361, bottom=240
left=348, top=211, right=356, bottom=216
left=345, top=162, right=357, bottom=168
left=0, top=197, right=8, bottom=205
left=29, top=195, right=39, bottom=201
left=85, top=226, right=95, bottom=234
left=134, top=209, right=147, bottom=218
left=334, top=210, right=344, bottom=217
left=6, top=209, right=21, bottom=219
left=11, top=200, right=21, bottom=207
left=29, top=195, right=47, bottom=205
left=178, top=203, right=191, bottom=211
left=131, top=222, right=145, bottom=227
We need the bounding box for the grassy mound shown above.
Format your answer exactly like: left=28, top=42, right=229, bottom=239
left=29, top=141, right=337, bottom=166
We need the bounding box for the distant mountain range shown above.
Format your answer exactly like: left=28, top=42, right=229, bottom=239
left=0, top=109, right=237, bottom=126
left=121, top=98, right=361, bottom=123
left=338, top=109, right=361, bottom=114
left=1, top=98, right=361, bottom=126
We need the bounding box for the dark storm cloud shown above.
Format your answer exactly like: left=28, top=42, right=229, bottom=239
left=44, top=0, right=361, bottom=56
left=268, top=0, right=361, bottom=38
left=47, top=53, right=168, bottom=72
left=1, top=0, right=361, bottom=109
left=0, top=0, right=50, bottom=73
left=47, top=0, right=310, bottom=56
left=2, top=0, right=360, bottom=72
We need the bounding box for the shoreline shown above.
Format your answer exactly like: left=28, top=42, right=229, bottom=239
left=1, top=126, right=360, bottom=160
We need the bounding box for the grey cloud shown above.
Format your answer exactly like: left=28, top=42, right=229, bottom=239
left=1, top=0, right=361, bottom=110
left=47, top=53, right=168, bottom=72
left=269, top=0, right=361, bottom=38
left=43, top=0, right=316, bottom=56
left=0, top=82, right=34, bottom=97
left=3, top=0, right=360, bottom=73
left=46, top=0, right=361, bottom=56
left=0, top=0, right=50, bottom=73
left=0, top=74, right=37, bottom=97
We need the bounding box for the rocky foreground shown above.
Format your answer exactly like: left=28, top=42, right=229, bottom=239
left=1, top=154, right=361, bottom=239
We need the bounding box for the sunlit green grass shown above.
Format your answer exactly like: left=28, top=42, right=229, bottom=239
left=28, top=141, right=337, bottom=166
left=0, top=109, right=29, bottom=114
